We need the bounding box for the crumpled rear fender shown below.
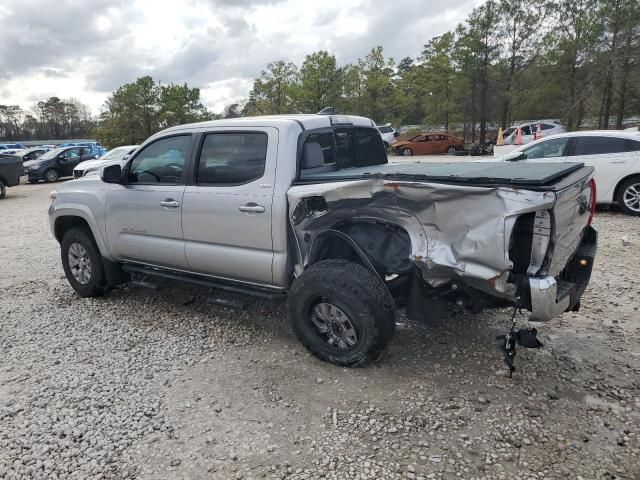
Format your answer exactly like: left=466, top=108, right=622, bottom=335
left=288, top=179, right=555, bottom=298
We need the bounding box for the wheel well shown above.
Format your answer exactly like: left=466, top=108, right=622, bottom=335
left=309, top=233, right=364, bottom=267
left=613, top=173, right=640, bottom=202
left=54, top=216, right=92, bottom=243
left=308, top=221, right=413, bottom=276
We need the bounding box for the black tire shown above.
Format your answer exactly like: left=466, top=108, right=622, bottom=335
left=288, top=260, right=396, bottom=367
left=60, top=227, right=106, bottom=297
left=402, top=148, right=413, bottom=157
left=447, top=146, right=456, bottom=154
left=0, top=180, right=6, bottom=200
left=44, top=168, right=59, bottom=183
left=617, top=177, right=640, bottom=216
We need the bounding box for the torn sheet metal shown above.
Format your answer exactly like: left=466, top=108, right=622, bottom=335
left=288, top=179, right=556, bottom=298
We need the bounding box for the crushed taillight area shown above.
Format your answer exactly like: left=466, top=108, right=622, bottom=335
left=588, top=178, right=597, bottom=226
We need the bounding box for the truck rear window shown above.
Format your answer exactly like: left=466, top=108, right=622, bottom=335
left=335, top=127, right=387, bottom=169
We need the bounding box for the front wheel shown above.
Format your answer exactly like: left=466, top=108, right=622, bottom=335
left=288, top=260, right=396, bottom=367
left=402, top=148, right=413, bottom=156
left=618, top=177, right=640, bottom=215
left=61, top=228, right=106, bottom=297
left=44, top=168, right=59, bottom=183
left=0, top=180, right=6, bottom=200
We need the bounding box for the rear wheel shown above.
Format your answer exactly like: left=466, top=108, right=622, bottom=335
left=447, top=146, right=456, bottom=154
left=0, top=180, right=6, bottom=199
left=617, top=177, right=640, bottom=215
left=288, top=260, right=396, bottom=367
left=61, top=228, right=105, bottom=297
left=402, top=148, right=413, bottom=156
left=44, top=168, right=59, bottom=183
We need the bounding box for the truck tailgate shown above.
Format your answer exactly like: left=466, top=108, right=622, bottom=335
left=542, top=166, right=595, bottom=276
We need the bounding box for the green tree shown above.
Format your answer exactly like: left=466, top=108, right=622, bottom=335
left=159, top=83, right=211, bottom=127
left=547, top=0, right=602, bottom=129
left=461, top=0, right=501, bottom=144
left=296, top=51, right=343, bottom=113
left=248, top=61, right=299, bottom=114
left=420, top=33, right=457, bottom=130
left=496, top=0, right=545, bottom=128
left=341, top=63, right=366, bottom=116
left=95, top=76, right=210, bottom=147
left=358, top=46, right=395, bottom=123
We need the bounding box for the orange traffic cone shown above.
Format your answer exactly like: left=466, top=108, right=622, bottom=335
left=497, top=127, right=504, bottom=146
left=534, top=123, right=542, bottom=140
left=516, top=127, right=523, bottom=145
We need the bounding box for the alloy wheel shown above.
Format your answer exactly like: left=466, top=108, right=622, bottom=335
left=623, top=182, right=640, bottom=213
left=46, top=169, right=58, bottom=182
left=310, top=302, right=359, bottom=350
left=68, top=243, right=92, bottom=285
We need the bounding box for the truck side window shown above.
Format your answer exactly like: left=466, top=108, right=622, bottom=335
left=196, top=132, right=268, bottom=185
left=129, top=135, right=190, bottom=184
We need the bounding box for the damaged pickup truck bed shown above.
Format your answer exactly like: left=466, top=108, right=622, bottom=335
left=49, top=114, right=597, bottom=367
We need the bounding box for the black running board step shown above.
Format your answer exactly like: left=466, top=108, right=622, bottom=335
left=207, top=290, right=251, bottom=310
left=122, top=264, right=286, bottom=301
left=130, top=278, right=160, bottom=290
left=129, top=272, right=161, bottom=290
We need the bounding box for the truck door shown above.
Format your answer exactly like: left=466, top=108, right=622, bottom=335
left=181, top=128, right=277, bottom=285
left=105, top=134, right=192, bottom=269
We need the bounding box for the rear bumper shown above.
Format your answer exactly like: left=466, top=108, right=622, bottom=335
left=528, top=226, right=597, bottom=321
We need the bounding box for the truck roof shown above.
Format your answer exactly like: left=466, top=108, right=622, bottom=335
left=160, top=114, right=376, bottom=135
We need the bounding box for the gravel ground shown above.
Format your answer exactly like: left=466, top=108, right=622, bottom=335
left=0, top=178, right=639, bottom=480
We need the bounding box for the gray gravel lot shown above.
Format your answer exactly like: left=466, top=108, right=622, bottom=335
left=0, top=177, right=639, bottom=480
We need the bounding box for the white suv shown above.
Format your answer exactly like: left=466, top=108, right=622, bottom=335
left=497, top=130, right=640, bottom=215
left=377, top=123, right=399, bottom=149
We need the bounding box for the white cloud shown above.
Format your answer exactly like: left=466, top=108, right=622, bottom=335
left=0, top=0, right=482, bottom=115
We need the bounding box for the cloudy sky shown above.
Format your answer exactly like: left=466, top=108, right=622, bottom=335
left=0, top=0, right=482, bottom=115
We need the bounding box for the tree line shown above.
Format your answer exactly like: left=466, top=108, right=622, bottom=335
left=0, top=97, right=96, bottom=141
left=235, top=0, right=640, bottom=144
left=2, top=0, right=638, bottom=147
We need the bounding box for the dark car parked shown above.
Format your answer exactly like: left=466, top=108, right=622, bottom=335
left=23, top=146, right=101, bottom=183
left=0, top=155, right=22, bottom=199
left=14, top=147, right=50, bottom=162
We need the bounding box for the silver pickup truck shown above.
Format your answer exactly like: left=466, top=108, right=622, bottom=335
left=49, top=114, right=597, bottom=367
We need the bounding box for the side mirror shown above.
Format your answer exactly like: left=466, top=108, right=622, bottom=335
left=102, top=164, right=123, bottom=184
left=503, top=151, right=526, bottom=162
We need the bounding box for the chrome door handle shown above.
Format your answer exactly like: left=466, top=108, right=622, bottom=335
left=159, top=199, right=180, bottom=208
left=238, top=203, right=265, bottom=213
